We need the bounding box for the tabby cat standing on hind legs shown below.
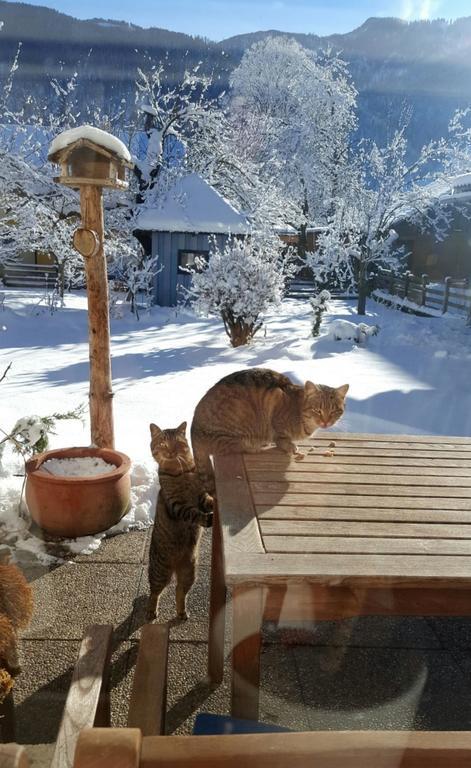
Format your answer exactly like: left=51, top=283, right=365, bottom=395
left=191, top=367, right=349, bottom=491
left=147, top=421, right=213, bottom=621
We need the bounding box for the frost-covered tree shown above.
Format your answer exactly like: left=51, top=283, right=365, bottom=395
left=0, top=47, right=143, bottom=304
left=187, top=232, right=296, bottom=347
left=308, top=123, right=452, bottom=314
left=229, top=37, right=357, bottom=253
left=132, top=60, right=218, bottom=200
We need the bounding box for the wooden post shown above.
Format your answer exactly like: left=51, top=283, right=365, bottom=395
left=404, top=271, right=412, bottom=300
left=421, top=273, right=428, bottom=307
left=442, top=276, right=452, bottom=314
left=78, top=186, right=114, bottom=449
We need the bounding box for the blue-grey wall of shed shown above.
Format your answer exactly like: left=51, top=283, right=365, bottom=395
left=152, top=231, right=228, bottom=306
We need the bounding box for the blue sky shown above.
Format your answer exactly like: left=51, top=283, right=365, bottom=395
left=9, top=0, right=471, bottom=40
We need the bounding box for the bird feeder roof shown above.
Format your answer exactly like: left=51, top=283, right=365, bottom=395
left=48, top=125, right=132, bottom=166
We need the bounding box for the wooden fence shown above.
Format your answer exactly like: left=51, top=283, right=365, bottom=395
left=371, top=269, right=471, bottom=321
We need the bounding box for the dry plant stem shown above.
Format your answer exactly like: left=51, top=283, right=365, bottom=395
left=0, top=362, right=12, bottom=384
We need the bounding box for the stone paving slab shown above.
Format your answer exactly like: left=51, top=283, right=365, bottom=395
left=293, top=645, right=471, bottom=730
left=131, top=530, right=213, bottom=643
left=165, top=641, right=230, bottom=735
left=73, top=530, right=149, bottom=564
left=427, top=617, right=471, bottom=650
left=13, top=637, right=136, bottom=744
left=23, top=563, right=143, bottom=641
left=13, top=639, right=81, bottom=744
left=259, top=645, right=311, bottom=731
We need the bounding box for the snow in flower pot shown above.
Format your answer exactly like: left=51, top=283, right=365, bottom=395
left=25, top=446, right=131, bottom=538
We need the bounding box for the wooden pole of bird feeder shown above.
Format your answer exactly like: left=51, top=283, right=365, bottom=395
left=78, top=185, right=114, bottom=449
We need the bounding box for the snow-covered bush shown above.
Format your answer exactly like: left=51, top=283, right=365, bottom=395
left=187, top=232, right=296, bottom=347
left=329, top=319, right=379, bottom=343
left=310, top=289, right=330, bottom=337
left=0, top=406, right=85, bottom=469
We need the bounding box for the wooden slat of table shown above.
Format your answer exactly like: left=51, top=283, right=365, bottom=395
left=256, top=505, right=471, bottom=523
left=305, top=433, right=471, bottom=444
left=213, top=454, right=263, bottom=554
left=254, top=493, right=471, bottom=509
left=248, top=461, right=471, bottom=475
left=285, top=447, right=471, bottom=459
left=248, top=470, right=471, bottom=486
left=298, top=434, right=471, bottom=447
left=260, top=520, right=471, bottom=538
left=223, top=551, right=471, bottom=585
left=251, top=481, right=471, bottom=498
left=263, top=536, right=471, bottom=555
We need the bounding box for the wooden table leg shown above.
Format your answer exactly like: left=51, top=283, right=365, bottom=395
left=232, top=585, right=265, bottom=720
left=208, top=505, right=226, bottom=684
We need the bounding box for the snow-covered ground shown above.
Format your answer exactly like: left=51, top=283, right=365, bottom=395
left=1, top=288, right=470, bottom=562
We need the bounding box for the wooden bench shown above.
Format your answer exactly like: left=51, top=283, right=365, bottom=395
left=52, top=622, right=168, bottom=768
left=72, top=727, right=471, bottom=767
left=50, top=625, right=113, bottom=768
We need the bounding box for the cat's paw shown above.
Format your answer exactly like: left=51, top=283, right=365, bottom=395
left=293, top=451, right=305, bottom=462
left=199, top=512, right=213, bottom=528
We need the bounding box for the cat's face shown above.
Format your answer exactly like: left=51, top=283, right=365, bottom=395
left=302, top=382, right=349, bottom=435
left=150, top=422, right=195, bottom=474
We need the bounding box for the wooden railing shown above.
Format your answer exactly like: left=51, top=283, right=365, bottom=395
left=371, top=269, right=471, bottom=320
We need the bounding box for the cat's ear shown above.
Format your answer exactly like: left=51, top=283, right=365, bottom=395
left=304, top=380, right=321, bottom=395
left=336, top=384, right=349, bottom=399
left=176, top=421, right=187, bottom=435
left=150, top=423, right=162, bottom=438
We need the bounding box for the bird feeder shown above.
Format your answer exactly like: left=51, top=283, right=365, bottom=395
left=48, top=125, right=133, bottom=448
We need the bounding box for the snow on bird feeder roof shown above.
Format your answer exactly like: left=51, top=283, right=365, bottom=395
left=48, top=125, right=132, bottom=164
left=136, top=173, right=249, bottom=235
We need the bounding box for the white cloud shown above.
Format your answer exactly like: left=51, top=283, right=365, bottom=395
left=400, top=0, right=441, bottom=20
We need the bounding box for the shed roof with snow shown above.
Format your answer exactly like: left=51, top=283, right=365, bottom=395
left=136, top=173, right=249, bottom=235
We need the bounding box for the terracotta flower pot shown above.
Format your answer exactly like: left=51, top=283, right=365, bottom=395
left=25, top=446, right=132, bottom=538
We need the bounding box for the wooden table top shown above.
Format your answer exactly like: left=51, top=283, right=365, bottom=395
left=213, top=433, right=471, bottom=589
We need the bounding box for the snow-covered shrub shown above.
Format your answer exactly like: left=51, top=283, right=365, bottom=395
left=310, top=289, right=330, bottom=337
left=0, top=406, right=85, bottom=469
left=187, top=232, right=295, bottom=347
left=329, top=319, right=379, bottom=343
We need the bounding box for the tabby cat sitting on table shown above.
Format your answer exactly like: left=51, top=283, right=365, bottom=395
left=191, top=367, right=349, bottom=492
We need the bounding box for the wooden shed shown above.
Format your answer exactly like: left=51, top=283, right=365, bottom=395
left=394, top=173, right=471, bottom=281
left=135, top=174, right=249, bottom=306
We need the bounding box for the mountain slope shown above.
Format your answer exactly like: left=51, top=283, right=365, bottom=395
left=0, top=3, right=470, bottom=153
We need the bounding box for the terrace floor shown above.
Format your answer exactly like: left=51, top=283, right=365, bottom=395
left=12, top=526, right=471, bottom=765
